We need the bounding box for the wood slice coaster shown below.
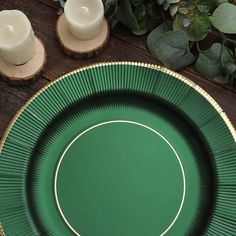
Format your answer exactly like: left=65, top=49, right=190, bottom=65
left=0, top=37, right=46, bottom=82
left=56, top=14, right=110, bottom=58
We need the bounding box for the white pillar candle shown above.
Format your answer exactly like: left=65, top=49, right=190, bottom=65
left=64, top=0, right=104, bottom=40
left=0, top=10, right=36, bottom=65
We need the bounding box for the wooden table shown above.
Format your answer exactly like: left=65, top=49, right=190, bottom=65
left=0, top=0, right=236, bottom=140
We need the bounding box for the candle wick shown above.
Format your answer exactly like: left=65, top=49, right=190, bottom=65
left=5, top=25, right=15, bottom=35
left=80, top=6, right=89, bottom=15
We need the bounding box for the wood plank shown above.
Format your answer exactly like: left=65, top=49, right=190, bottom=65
left=36, top=0, right=58, bottom=9
left=0, top=113, right=11, bottom=140
left=0, top=88, right=25, bottom=121
left=0, top=78, right=48, bottom=100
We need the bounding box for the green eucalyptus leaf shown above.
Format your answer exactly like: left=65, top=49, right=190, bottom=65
left=169, top=5, right=178, bottom=16
left=117, top=0, right=139, bottom=32
left=198, top=0, right=227, bottom=13
left=163, top=2, right=170, bottom=11
left=191, top=15, right=212, bottom=40
left=173, top=13, right=212, bottom=41
left=178, top=7, right=189, bottom=15
left=167, top=0, right=180, bottom=3
left=103, top=0, right=119, bottom=28
left=213, top=75, right=230, bottom=84
left=146, top=18, right=161, bottom=32
left=215, top=0, right=229, bottom=6
left=146, top=3, right=160, bottom=18
left=117, top=0, right=154, bottom=35
left=132, top=15, right=150, bottom=35
left=102, top=0, right=117, bottom=12
left=195, top=43, right=234, bottom=82
left=197, top=5, right=211, bottom=14
left=212, top=3, right=236, bottom=34
left=147, top=23, right=172, bottom=54
left=146, top=6, right=163, bottom=32
left=134, top=4, right=146, bottom=21
left=131, top=0, right=144, bottom=7
left=150, top=31, right=196, bottom=70
left=223, top=63, right=236, bottom=76
left=157, top=0, right=165, bottom=5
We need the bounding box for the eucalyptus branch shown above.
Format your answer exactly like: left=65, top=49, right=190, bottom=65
left=220, top=41, right=226, bottom=67
left=226, top=45, right=236, bottom=62
left=196, top=41, right=201, bottom=52
left=219, top=32, right=236, bottom=45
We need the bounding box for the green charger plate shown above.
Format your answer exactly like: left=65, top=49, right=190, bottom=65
left=0, top=62, right=236, bottom=236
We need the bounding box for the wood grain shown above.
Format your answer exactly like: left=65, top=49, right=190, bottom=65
left=0, top=38, right=46, bottom=82
left=0, top=0, right=235, bottom=140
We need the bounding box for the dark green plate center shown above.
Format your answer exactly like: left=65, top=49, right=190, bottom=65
left=55, top=121, right=184, bottom=236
